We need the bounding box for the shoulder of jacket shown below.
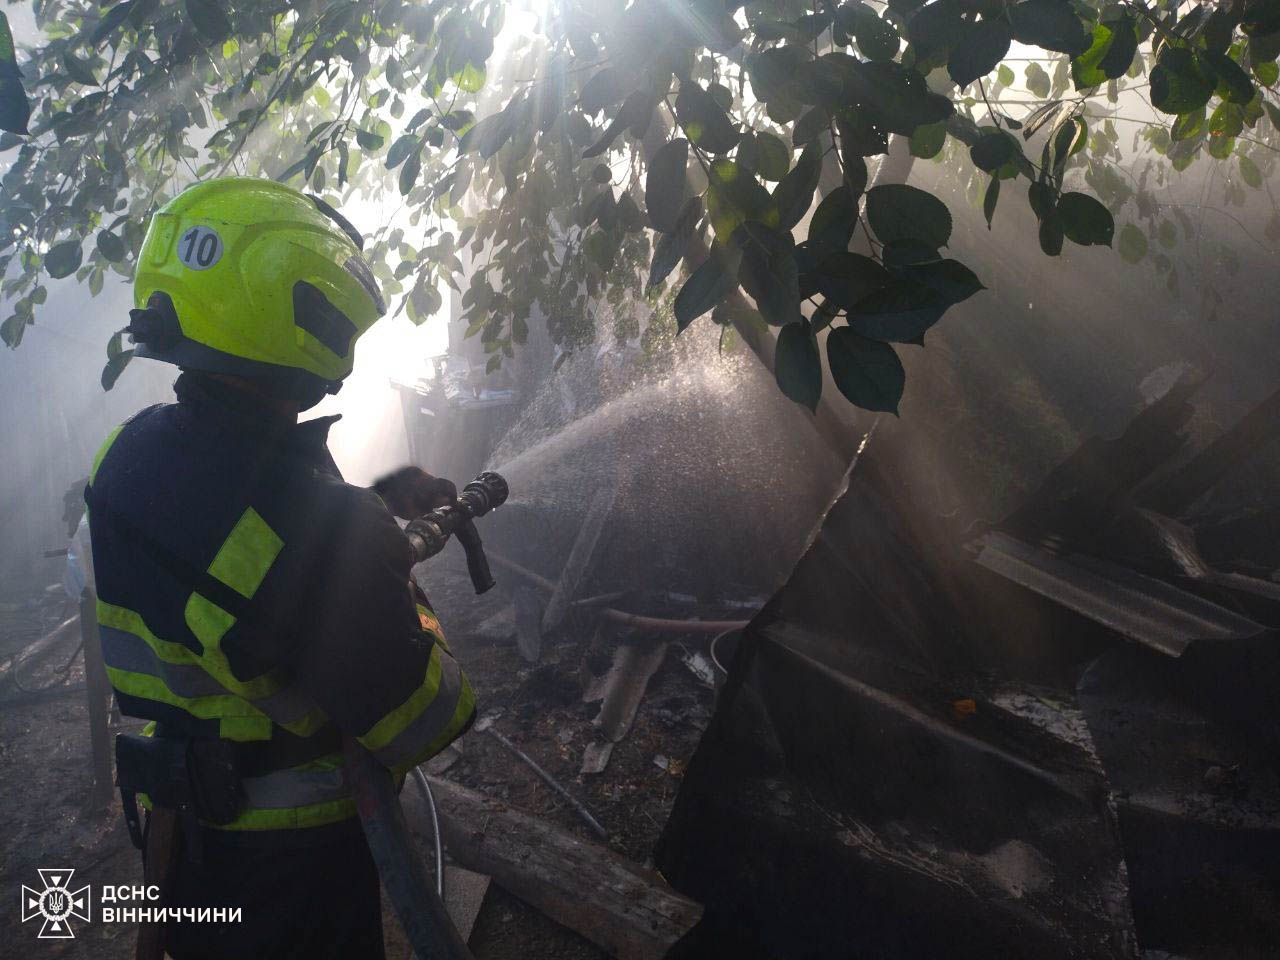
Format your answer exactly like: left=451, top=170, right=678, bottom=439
left=303, top=472, right=397, bottom=526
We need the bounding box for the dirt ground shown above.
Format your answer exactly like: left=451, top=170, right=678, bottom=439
left=0, top=548, right=721, bottom=959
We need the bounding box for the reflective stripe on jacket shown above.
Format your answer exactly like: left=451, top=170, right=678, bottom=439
left=87, top=373, right=475, bottom=831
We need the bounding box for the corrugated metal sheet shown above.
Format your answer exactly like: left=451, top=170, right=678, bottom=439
left=971, top=532, right=1267, bottom=657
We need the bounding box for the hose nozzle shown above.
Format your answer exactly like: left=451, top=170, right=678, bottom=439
left=405, top=471, right=509, bottom=595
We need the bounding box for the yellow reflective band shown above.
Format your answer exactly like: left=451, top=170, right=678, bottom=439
left=89, top=425, right=124, bottom=484
left=359, top=643, right=444, bottom=753
left=183, top=593, right=283, bottom=699
left=102, top=599, right=326, bottom=738
left=105, top=667, right=273, bottom=740
left=208, top=795, right=357, bottom=831
left=208, top=507, right=283, bottom=599
left=98, top=600, right=198, bottom=665
left=103, top=598, right=283, bottom=700
left=390, top=678, right=476, bottom=778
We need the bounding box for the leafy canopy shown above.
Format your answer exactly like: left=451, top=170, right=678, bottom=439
left=0, top=0, right=1276, bottom=412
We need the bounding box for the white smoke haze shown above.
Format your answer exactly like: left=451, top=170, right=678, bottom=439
left=0, top=3, right=1277, bottom=600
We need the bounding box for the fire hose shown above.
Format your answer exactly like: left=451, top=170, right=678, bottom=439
left=347, top=471, right=508, bottom=960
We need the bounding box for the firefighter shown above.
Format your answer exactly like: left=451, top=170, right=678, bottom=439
left=86, top=177, right=474, bottom=959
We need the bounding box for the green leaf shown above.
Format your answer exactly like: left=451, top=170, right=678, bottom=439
left=970, top=129, right=1018, bottom=171
left=399, top=151, right=421, bottom=196
left=1265, top=101, right=1280, bottom=133
left=847, top=268, right=958, bottom=342
left=648, top=213, right=691, bottom=291
left=1057, top=191, right=1113, bottom=246
left=805, top=251, right=888, bottom=309
left=827, top=326, right=903, bottom=414
left=866, top=183, right=952, bottom=248
left=1118, top=222, right=1147, bottom=263
left=101, top=349, right=135, bottom=391
left=707, top=159, right=772, bottom=240
left=733, top=221, right=799, bottom=327
left=185, top=0, right=232, bottom=43
left=905, top=258, right=983, bottom=305
left=439, top=110, right=475, bottom=132
left=775, top=321, right=822, bottom=411
left=1021, top=99, right=1064, bottom=140
left=385, top=134, right=419, bottom=169
left=1239, top=155, right=1263, bottom=189
left=753, top=132, right=792, bottom=181
left=770, top=141, right=822, bottom=230
left=45, top=239, right=83, bottom=279
left=997, top=64, right=1015, bottom=86
left=674, top=244, right=740, bottom=331
left=1202, top=51, right=1255, bottom=105
left=583, top=90, right=655, bottom=158
left=676, top=83, right=740, bottom=154
left=1025, top=62, right=1051, bottom=98
left=1208, top=101, right=1244, bottom=139
left=807, top=186, right=858, bottom=254
left=90, top=1, right=136, bottom=45
left=0, top=12, right=30, bottom=135
left=61, top=51, right=98, bottom=86
left=1071, top=18, right=1137, bottom=90
left=748, top=46, right=808, bottom=103
left=1, top=312, right=28, bottom=348
left=96, top=231, right=126, bottom=262
left=983, top=176, right=1000, bottom=229
left=1170, top=107, right=1205, bottom=142
left=849, top=61, right=953, bottom=136
left=1254, top=59, right=1279, bottom=88
left=880, top=240, right=940, bottom=269
left=1150, top=48, right=1216, bottom=115
left=909, top=121, right=946, bottom=159
left=906, top=1, right=963, bottom=62
left=647, top=138, right=690, bottom=233
left=580, top=68, right=627, bottom=114
left=1009, top=0, right=1089, bottom=56
left=948, top=19, right=1012, bottom=88
left=852, top=5, right=900, bottom=61
left=461, top=110, right=513, bottom=159
left=1039, top=209, right=1064, bottom=255
left=355, top=128, right=384, bottom=151
left=792, top=107, right=830, bottom=146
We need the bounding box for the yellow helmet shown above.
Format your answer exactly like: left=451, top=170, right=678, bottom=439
left=128, top=177, right=385, bottom=400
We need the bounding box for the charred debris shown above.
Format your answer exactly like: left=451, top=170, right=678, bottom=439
left=5, top=372, right=1277, bottom=959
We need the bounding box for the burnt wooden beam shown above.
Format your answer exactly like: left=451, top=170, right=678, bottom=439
left=417, top=776, right=702, bottom=960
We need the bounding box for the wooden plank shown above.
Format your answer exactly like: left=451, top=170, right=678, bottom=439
left=80, top=591, right=113, bottom=809
left=588, top=639, right=670, bottom=743
left=419, top=776, right=702, bottom=960
left=0, top=614, right=79, bottom=683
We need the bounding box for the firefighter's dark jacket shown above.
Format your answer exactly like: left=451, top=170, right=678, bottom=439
left=86, top=373, right=474, bottom=831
